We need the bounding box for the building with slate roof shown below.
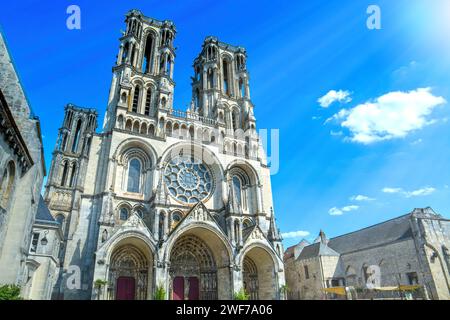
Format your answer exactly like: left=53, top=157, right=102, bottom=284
left=0, top=28, right=46, bottom=296
left=23, top=196, right=62, bottom=299
left=285, top=208, right=450, bottom=300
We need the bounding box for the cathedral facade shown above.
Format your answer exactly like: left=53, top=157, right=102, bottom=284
left=44, top=10, right=285, bottom=300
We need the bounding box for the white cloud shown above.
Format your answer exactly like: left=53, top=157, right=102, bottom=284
left=329, top=207, right=343, bottom=216
left=328, top=88, right=446, bottom=144
left=342, top=205, right=359, bottom=212
left=405, top=187, right=435, bottom=197
left=329, top=205, right=359, bottom=216
left=350, top=195, right=375, bottom=201
left=382, top=186, right=436, bottom=197
left=382, top=187, right=403, bottom=194
left=318, top=89, right=352, bottom=108
left=281, top=230, right=311, bottom=239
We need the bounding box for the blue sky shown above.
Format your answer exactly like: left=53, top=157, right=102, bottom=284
left=1, top=0, right=450, bottom=248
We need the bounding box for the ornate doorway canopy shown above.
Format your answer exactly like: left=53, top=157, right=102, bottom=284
left=169, top=235, right=218, bottom=300
left=108, top=245, right=149, bottom=300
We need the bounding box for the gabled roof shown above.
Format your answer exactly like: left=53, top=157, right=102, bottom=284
left=297, top=242, right=340, bottom=260
left=35, top=196, right=59, bottom=226
left=327, top=213, right=413, bottom=254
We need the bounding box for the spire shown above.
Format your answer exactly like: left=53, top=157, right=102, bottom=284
left=319, top=229, right=327, bottom=244
left=268, top=207, right=282, bottom=241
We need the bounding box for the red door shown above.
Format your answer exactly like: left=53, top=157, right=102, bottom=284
left=188, top=277, right=199, bottom=300
left=173, top=276, right=184, bottom=300
left=116, top=277, right=135, bottom=300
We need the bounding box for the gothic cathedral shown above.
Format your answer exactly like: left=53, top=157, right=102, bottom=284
left=44, top=10, right=285, bottom=300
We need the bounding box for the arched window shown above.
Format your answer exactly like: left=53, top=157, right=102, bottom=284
left=172, top=211, right=182, bottom=224
left=161, top=97, right=167, bottom=109
left=165, top=122, right=172, bottom=136
left=195, top=67, right=200, bottom=81
left=232, top=176, right=242, bottom=207
left=122, top=42, right=129, bottom=62
left=239, top=78, right=245, bottom=98
left=144, top=89, right=152, bottom=116
left=142, top=34, right=153, bottom=73
left=166, top=55, right=172, bottom=75
left=232, top=109, right=240, bottom=131
left=207, top=68, right=214, bottom=89
left=69, top=163, right=77, bottom=187
left=72, top=120, right=82, bottom=153
left=130, top=46, right=136, bottom=67
left=0, top=161, right=15, bottom=208
left=149, top=124, right=155, bottom=136
left=159, top=55, right=165, bottom=74
left=119, top=207, right=129, bottom=221
left=127, top=158, right=141, bottom=193
left=61, top=161, right=69, bottom=186
left=61, top=133, right=68, bottom=151
left=136, top=209, right=144, bottom=219
left=132, top=86, right=140, bottom=113
left=223, top=59, right=230, bottom=95
left=195, top=88, right=200, bottom=110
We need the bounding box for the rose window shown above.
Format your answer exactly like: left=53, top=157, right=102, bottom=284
left=164, top=156, right=213, bottom=203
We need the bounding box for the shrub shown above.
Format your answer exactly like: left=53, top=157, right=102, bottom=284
left=0, top=284, right=23, bottom=300
left=233, top=288, right=249, bottom=300
left=154, top=284, right=166, bottom=300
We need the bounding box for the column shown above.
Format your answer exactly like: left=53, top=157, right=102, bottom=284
left=239, top=220, right=243, bottom=247
left=117, top=44, right=124, bottom=65
left=163, top=212, right=169, bottom=240
left=153, top=210, right=160, bottom=240
left=256, top=184, right=263, bottom=214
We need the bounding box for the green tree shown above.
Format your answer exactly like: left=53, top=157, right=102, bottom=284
left=0, top=284, right=23, bottom=300
left=94, top=279, right=108, bottom=300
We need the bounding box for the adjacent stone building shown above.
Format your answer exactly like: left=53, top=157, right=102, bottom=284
left=0, top=29, right=48, bottom=297
left=23, top=196, right=63, bottom=299
left=285, top=208, right=450, bottom=300
left=42, top=10, right=285, bottom=300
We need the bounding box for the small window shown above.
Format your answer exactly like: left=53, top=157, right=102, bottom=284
left=232, top=176, right=242, bottom=207
left=132, top=86, right=140, bottom=113
left=120, top=208, right=129, bottom=221
left=136, top=209, right=144, bottom=219
left=127, top=159, right=141, bottom=193
left=30, top=233, right=40, bottom=253
left=304, top=265, right=309, bottom=279
left=72, top=120, right=82, bottom=153
left=172, top=212, right=182, bottom=223
left=61, top=162, right=69, bottom=186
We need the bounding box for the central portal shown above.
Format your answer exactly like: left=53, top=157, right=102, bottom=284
left=173, top=276, right=200, bottom=300
left=169, top=235, right=217, bottom=300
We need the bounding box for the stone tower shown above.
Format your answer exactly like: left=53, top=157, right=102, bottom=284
left=103, top=9, right=177, bottom=133
left=43, top=104, right=97, bottom=299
